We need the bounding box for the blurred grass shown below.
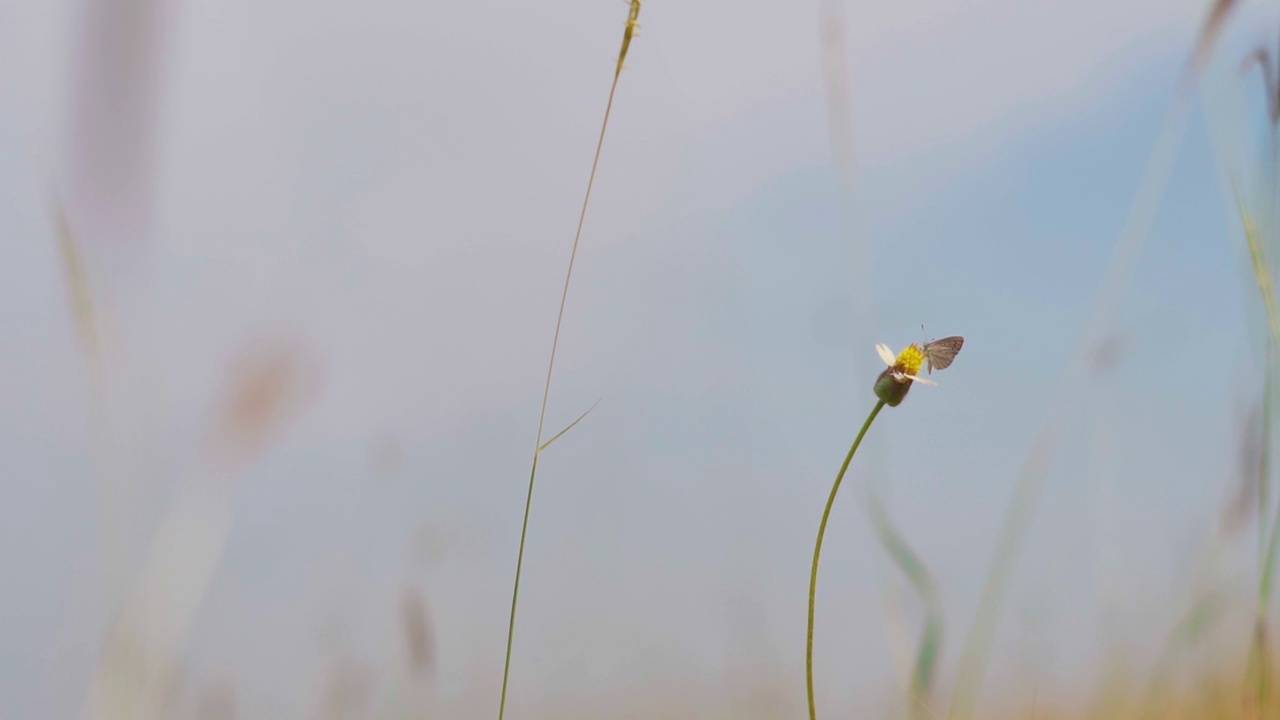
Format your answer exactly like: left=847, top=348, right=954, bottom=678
left=947, top=4, right=1246, bottom=718
left=1218, top=25, right=1280, bottom=710
left=866, top=492, right=944, bottom=720
left=1242, top=206, right=1278, bottom=716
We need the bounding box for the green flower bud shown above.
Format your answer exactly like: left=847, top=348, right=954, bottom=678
left=874, top=368, right=912, bottom=407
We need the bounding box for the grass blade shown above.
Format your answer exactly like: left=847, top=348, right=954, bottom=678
left=538, top=399, right=603, bottom=453
left=867, top=493, right=944, bottom=720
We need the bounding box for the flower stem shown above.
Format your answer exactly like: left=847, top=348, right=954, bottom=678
left=807, top=399, right=886, bottom=720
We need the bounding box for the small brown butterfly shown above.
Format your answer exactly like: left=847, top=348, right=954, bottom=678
left=921, top=331, right=964, bottom=374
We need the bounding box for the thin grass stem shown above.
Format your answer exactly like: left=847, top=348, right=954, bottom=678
left=497, top=5, right=640, bottom=718
left=497, top=71, right=619, bottom=720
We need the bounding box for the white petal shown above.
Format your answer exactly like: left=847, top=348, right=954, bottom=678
left=904, top=373, right=937, bottom=386
left=876, top=344, right=896, bottom=366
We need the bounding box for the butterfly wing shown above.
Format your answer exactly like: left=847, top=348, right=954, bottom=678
left=924, top=336, right=964, bottom=373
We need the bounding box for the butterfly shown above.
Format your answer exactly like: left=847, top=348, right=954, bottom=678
left=921, top=333, right=964, bottom=374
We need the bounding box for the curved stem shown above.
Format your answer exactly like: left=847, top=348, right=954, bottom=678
left=807, top=399, right=886, bottom=720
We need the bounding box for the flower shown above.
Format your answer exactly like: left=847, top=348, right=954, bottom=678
left=873, top=343, right=935, bottom=406
left=876, top=343, right=938, bottom=385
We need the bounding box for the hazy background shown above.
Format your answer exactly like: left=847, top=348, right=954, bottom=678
left=2, top=0, right=1280, bottom=716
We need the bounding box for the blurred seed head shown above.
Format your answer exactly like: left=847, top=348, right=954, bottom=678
left=1241, top=46, right=1279, bottom=127
left=65, top=0, right=171, bottom=279
left=319, top=660, right=372, bottom=720
left=1184, top=0, right=1243, bottom=95
left=210, top=342, right=317, bottom=466
left=53, top=200, right=99, bottom=360
left=197, top=685, right=237, bottom=720
left=370, top=434, right=403, bottom=478
left=1221, top=400, right=1264, bottom=539
left=400, top=587, right=436, bottom=678
left=1088, top=331, right=1126, bottom=377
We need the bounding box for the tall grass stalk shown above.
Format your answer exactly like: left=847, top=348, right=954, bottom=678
left=1200, top=26, right=1280, bottom=707
left=807, top=399, right=886, bottom=720
left=1244, top=343, right=1274, bottom=712
left=53, top=200, right=137, bottom=632
left=53, top=202, right=119, bottom=588
left=1249, top=340, right=1276, bottom=716
left=1262, top=345, right=1273, bottom=591
left=1202, top=64, right=1280, bottom=708
left=1238, top=198, right=1280, bottom=714
left=497, top=4, right=641, bottom=719
left=818, top=3, right=875, bottom=377
left=78, top=348, right=304, bottom=720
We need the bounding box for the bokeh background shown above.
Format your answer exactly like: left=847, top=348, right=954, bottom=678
left=4, top=0, right=1280, bottom=717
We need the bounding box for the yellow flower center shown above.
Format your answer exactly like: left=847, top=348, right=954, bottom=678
left=895, top=344, right=924, bottom=376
